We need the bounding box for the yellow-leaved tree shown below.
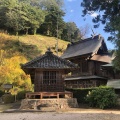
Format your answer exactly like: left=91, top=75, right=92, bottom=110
left=0, top=54, right=32, bottom=91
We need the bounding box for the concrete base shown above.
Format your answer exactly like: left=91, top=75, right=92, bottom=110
left=20, top=98, right=78, bottom=110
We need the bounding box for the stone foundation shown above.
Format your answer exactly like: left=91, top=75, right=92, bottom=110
left=20, top=98, right=78, bottom=110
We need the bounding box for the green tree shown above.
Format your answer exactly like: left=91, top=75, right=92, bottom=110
left=18, top=0, right=64, bottom=10
left=0, top=0, right=18, bottom=30
left=6, top=8, right=25, bottom=35
left=38, top=0, right=64, bottom=10
left=61, top=22, right=81, bottom=42
left=39, top=4, right=65, bottom=37
left=25, top=4, right=45, bottom=35
left=0, top=0, right=45, bottom=35
left=81, top=0, right=120, bottom=69
left=0, top=0, right=28, bottom=35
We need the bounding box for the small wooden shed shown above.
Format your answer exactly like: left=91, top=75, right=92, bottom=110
left=21, top=48, right=77, bottom=92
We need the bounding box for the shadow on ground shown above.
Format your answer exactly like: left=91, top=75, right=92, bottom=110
left=1, top=102, right=120, bottom=113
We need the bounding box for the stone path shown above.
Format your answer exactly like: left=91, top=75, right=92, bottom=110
left=0, top=111, right=120, bottom=120
left=1, top=101, right=120, bottom=120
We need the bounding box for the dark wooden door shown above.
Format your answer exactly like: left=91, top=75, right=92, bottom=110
left=35, top=70, right=64, bottom=92
left=42, top=71, right=57, bottom=92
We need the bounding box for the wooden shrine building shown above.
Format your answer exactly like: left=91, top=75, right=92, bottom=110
left=21, top=48, right=77, bottom=99
left=61, top=35, right=112, bottom=88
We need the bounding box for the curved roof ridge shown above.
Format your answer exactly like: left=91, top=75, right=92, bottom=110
left=69, top=34, right=101, bottom=47
left=51, top=52, right=77, bottom=67
left=61, top=34, right=106, bottom=59
left=21, top=53, right=46, bottom=67
left=21, top=49, right=78, bottom=69
left=92, top=36, right=104, bottom=54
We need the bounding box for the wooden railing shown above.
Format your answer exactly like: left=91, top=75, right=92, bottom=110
left=26, top=91, right=73, bottom=99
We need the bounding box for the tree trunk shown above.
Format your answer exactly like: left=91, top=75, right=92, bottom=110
left=33, top=28, right=37, bottom=35
left=25, top=28, right=28, bottom=35
left=16, top=31, right=18, bottom=36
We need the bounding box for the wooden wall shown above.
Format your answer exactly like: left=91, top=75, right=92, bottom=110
left=65, top=79, right=107, bottom=89
left=102, top=69, right=120, bottom=79
left=71, top=60, right=106, bottom=77
left=34, top=69, right=64, bottom=92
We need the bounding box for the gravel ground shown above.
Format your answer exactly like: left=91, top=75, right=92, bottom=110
left=0, top=111, right=120, bottom=120
left=0, top=101, right=120, bottom=120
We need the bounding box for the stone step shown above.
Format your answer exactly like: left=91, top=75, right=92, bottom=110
left=39, top=107, right=56, bottom=111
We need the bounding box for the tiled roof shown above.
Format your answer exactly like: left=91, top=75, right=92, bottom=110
left=61, top=35, right=108, bottom=59
left=101, top=63, right=113, bottom=67
left=107, top=79, right=120, bottom=89
left=21, top=48, right=77, bottom=69
left=65, top=75, right=106, bottom=81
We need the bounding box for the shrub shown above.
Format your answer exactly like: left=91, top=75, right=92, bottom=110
left=17, top=91, right=26, bottom=100
left=2, top=94, right=15, bottom=103
left=86, top=87, right=117, bottom=109
left=17, top=90, right=31, bottom=100
left=0, top=90, right=4, bottom=97
left=66, top=88, right=95, bottom=103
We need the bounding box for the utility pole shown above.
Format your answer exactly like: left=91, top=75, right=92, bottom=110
left=56, top=13, right=59, bottom=56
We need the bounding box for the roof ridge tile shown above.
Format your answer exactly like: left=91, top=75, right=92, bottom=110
left=22, top=49, right=78, bottom=69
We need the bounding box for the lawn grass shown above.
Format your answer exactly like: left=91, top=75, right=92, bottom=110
left=0, top=103, right=12, bottom=112
left=0, top=100, right=21, bottom=112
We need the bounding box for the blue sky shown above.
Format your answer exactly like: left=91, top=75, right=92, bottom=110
left=63, top=0, right=115, bottom=50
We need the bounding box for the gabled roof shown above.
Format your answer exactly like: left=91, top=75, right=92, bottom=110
left=61, top=35, right=108, bottom=59
left=21, top=48, right=77, bottom=69
left=91, top=54, right=111, bottom=63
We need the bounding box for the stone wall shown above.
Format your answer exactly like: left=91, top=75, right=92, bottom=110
left=20, top=98, right=78, bottom=110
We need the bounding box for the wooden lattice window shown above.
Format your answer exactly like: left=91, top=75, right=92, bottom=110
left=43, top=71, right=56, bottom=84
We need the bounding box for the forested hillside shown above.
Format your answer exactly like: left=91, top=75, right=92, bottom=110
left=0, top=33, right=68, bottom=91
left=0, top=0, right=89, bottom=93
left=0, top=0, right=85, bottom=42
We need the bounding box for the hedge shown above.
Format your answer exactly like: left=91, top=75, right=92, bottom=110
left=66, top=88, right=95, bottom=103
left=0, top=90, right=4, bottom=97
left=66, top=86, right=115, bottom=104
left=2, top=94, right=15, bottom=103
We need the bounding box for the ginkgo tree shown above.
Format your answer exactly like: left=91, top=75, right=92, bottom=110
left=0, top=55, right=32, bottom=91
